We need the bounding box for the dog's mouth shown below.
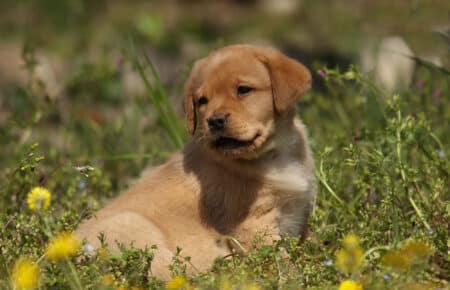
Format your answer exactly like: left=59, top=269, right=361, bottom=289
left=212, top=134, right=261, bottom=150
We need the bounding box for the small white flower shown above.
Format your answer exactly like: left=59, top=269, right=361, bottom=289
left=77, top=180, right=87, bottom=190
left=84, top=244, right=95, bottom=254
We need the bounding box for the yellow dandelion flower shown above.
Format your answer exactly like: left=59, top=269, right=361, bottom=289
left=12, top=258, right=40, bottom=290
left=165, top=276, right=187, bottom=290
left=342, top=234, right=360, bottom=250
left=101, top=274, right=115, bottom=286
left=45, top=232, right=80, bottom=261
left=97, top=247, right=110, bottom=261
left=339, top=280, right=363, bottom=290
left=336, top=234, right=364, bottom=274
left=401, top=240, right=432, bottom=262
left=26, top=186, right=51, bottom=211
left=219, top=277, right=232, bottom=290
left=335, top=247, right=364, bottom=274
left=382, top=250, right=411, bottom=271
left=243, top=283, right=261, bottom=290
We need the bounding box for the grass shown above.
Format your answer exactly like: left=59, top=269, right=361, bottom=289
left=0, top=42, right=448, bottom=290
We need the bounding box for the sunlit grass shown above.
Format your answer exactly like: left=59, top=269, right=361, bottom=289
left=0, top=45, right=448, bottom=289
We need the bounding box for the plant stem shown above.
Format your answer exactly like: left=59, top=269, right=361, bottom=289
left=395, top=109, right=431, bottom=232
left=64, top=259, right=83, bottom=290
left=363, top=245, right=390, bottom=259
left=316, top=161, right=344, bottom=205
left=408, top=196, right=431, bottom=231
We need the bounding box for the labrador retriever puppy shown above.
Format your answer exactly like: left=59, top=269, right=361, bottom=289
left=77, top=44, right=315, bottom=278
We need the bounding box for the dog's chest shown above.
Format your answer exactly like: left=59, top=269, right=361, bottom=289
left=264, top=159, right=311, bottom=194
left=198, top=149, right=313, bottom=240
left=231, top=161, right=312, bottom=245
left=253, top=158, right=313, bottom=236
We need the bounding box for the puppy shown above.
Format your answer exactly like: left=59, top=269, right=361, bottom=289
left=77, top=44, right=315, bottom=278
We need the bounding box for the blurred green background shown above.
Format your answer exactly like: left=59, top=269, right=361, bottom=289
left=0, top=0, right=450, bottom=186
left=0, top=0, right=449, bottom=189
left=1, top=0, right=448, bottom=90
left=1, top=0, right=449, bottom=55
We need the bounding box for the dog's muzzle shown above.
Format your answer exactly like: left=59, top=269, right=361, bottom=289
left=207, top=113, right=229, bottom=133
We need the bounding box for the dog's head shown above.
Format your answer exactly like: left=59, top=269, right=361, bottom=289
left=184, top=45, right=311, bottom=159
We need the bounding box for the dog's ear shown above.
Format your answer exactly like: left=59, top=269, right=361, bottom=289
left=255, top=47, right=312, bottom=113
left=183, top=58, right=206, bottom=135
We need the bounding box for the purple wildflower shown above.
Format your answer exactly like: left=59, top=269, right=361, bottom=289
left=433, top=89, right=441, bottom=98
left=353, top=136, right=361, bottom=143
left=116, top=55, right=124, bottom=68
left=318, top=69, right=327, bottom=78
left=415, top=80, right=425, bottom=89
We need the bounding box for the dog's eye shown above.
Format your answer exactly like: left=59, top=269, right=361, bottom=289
left=237, top=86, right=253, bottom=96
left=198, top=96, right=208, bottom=106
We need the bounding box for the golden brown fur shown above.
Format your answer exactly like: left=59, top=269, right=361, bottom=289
left=77, top=44, right=315, bottom=279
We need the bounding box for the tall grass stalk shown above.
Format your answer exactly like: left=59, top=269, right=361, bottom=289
left=127, top=38, right=186, bottom=149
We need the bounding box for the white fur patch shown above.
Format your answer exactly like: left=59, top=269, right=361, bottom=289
left=265, top=162, right=310, bottom=194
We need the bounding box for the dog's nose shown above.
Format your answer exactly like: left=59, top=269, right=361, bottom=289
left=208, top=113, right=228, bottom=132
